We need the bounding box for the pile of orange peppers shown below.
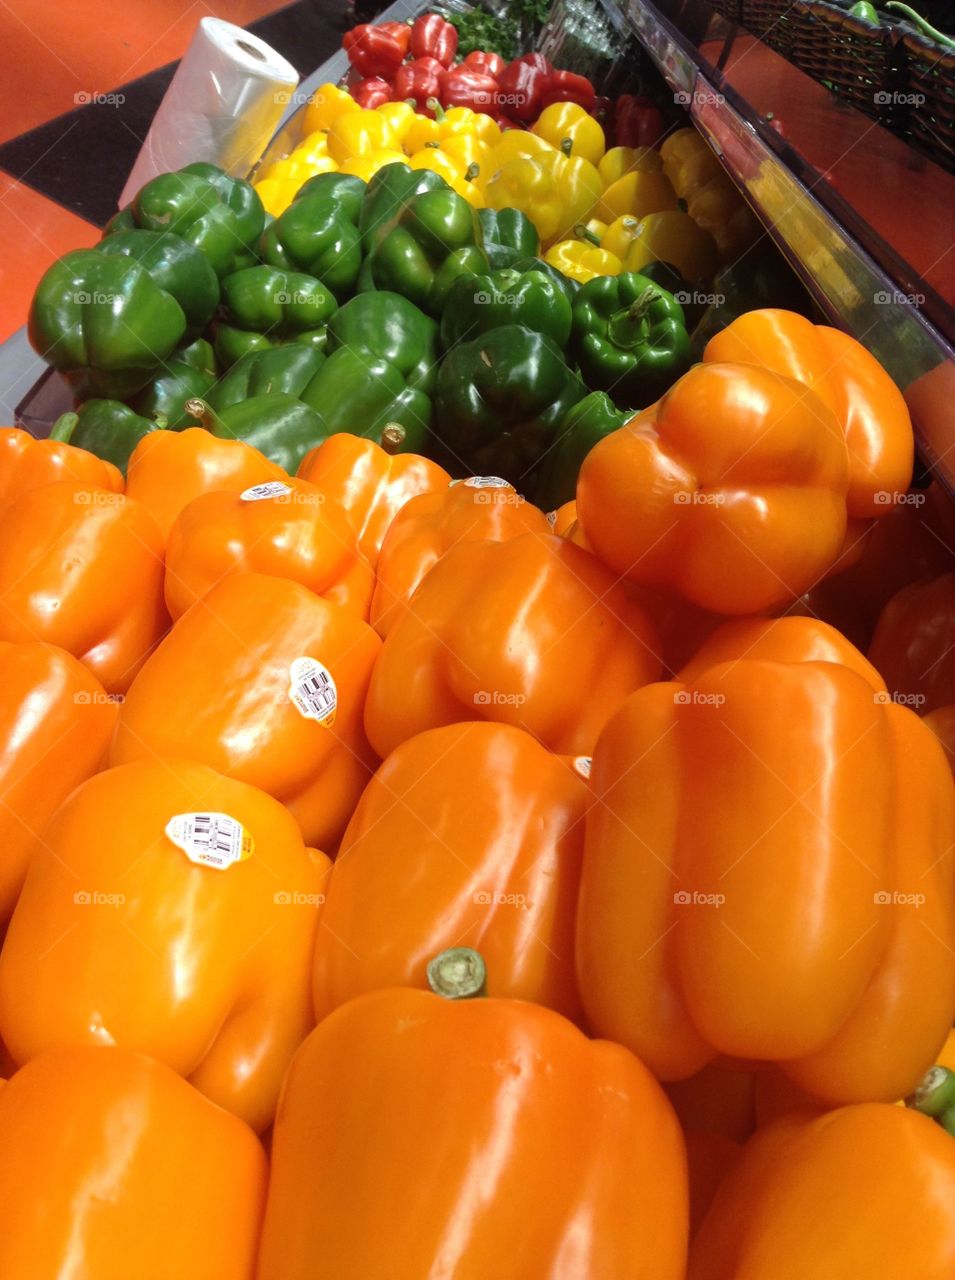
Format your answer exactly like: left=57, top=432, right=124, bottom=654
left=0, top=289, right=953, bottom=1277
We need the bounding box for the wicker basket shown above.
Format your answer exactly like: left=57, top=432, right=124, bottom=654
left=791, top=1, right=901, bottom=127
left=739, top=0, right=799, bottom=58
left=708, top=0, right=741, bottom=19
left=898, top=26, right=955, bottom=173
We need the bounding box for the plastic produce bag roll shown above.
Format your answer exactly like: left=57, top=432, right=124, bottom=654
left=119, top=17, right=299, bottom=206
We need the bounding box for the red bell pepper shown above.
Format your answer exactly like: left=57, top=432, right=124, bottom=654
left=394, top=57, right=444, bottom=110
left=515, top=52, right=553, bottom=76
left=351, top=76, right=394, bottom=110
left=615, top=93, right=666, bottom=148
left=438, top=66, right=498, bottom=114
left=496, top=57, right=550, bottom=124
left=542, top=68, right=596, bottom=111
left=343, top=22, right=410, bottom=80
left=409, top=13, right=457, bottom=67
left=463, top=50, right=506, bottom=80
left=591, top=95, right=615, bottom=132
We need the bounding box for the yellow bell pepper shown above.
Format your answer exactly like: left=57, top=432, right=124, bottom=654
left=597, top=146, right=663, bottom=186
left=253, top=178, right=298, bottom=219
left=486, top=129, right=555, bottom=172
left=340, top=149, right=408, bottom=182
left=600, top=214, right=642, bottom=261
left=294, top=130, right=330, bottom=159
left=545, top=239, right=623, bottom=284
left=686, top=173, right=761, bottom=264
left=658, top=126, right=705, bottom=171
left=531, top=102, right=605, bottom=166
left=303, top=83, right=360, bottom=135
left=484, top=156, right=563, bottom=242
left=254, top=154, right=340, bottom=217
left=623, top=210, right=719, bottom=283
left=536, top=148, right=603, bottom=245
left=257, top=155, right=316, bottom=186
left=595, top=170, right=678, bottom=222
left=579, top=215, right=608, bottom=242
left=666, top=144, right=723, bottom=199
left=404, top=105, right=500, bottom=155
left=408, top=148, right=484, bottom=206
left=327, top=109, right=395, bottom=165
left=376, top=101, right=416, bottom=147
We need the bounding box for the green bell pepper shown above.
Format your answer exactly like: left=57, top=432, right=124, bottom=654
left=478, top=207, right=540, bottom=269
left=217, top=264, right=337, bottom=365
left=571, top=272, right=691, bottom=408
left=689, top=242, right=813, bottom=357
left=534, top=391, right=632, bottom=512
left=259, top=186, right=364, bottom=300
left=188, top=395, right=326, bottom=475
left=131, top=163, right=265, bottom=277
left=206, top=343, right=326, bottom=413
left=293, top=171, right=366, bottom=220
left=509, top=256, right=580, bottom=304
left=433, top=324, right=585, bottom=487
left=130, top=338, right=217, bottom=429
left=366, top=187, right=487, bottom=317
left=299, top=348, right=432, bottom=453
left=50, top=402, right=165, bottom=473
left=97, top=228, right=219, bottom=342
left=325, top=291, right=438, bottom=393
left=440, top=266, right=572, bottom=350
left=358, top=162, right=449, bottom=256
left=28, top=248, right=187, bottom=400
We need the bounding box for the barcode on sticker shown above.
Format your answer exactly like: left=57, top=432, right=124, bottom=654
left=574, top=756, right=592, bottom=780
left=241, top=481, right=292, bottom=502
left=464, top=476, right=509, bottom=489
left=165, top=812, right=254, bottom=870
left=288, top=656, right=337, bottom=726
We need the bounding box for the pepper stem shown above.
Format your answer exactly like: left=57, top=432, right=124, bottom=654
left=560, top=137, right=573, bottom=156
left=49, top=411, right=79, bottom=443
left=427, top=98, right=445, bottom=121
left=426, top=948, right=487, bottom=999
left=380, top=422, right=406, bottom=454
left=574, top=222, right=602, bottom=245
left=184, top=398, right=225, bottom=433
left=885, top=3, right=955, bottom=45
left=908, top=1065, right=955, bottom=1118
left=606, top=286, right=658, bottom=349
left=464, top=163, right=481, bottom=182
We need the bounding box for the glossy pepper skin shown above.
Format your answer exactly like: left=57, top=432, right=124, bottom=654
left=111, top=574, right=381, bottom=851
left=130, top=336, right=217, bottom=428
left=0, top=1045, right=267, bottom=1280
left=365, top=531, right=661, bottom=758
left=298, top=347, right=433, bottom=453
left=97, top=227, right=219, bottom=341
left=29, top=248, right=187, bottom=400
left=576, top=362, right=851, bottom=614
left=357, top=161, right=446, bottom=253
left=615, top=94, right=666, bottom=148
left=869, top=572, right=955, bottom=712
left=207, top=340, right=325, bottom=412
left=0, top=424, right=122, bottom=511
left=0, top=642, right=118, bottom=924
left=370, top=476, right=551, bottom=636
left=131, top=162, right=265, bottom=276
left=366, top=186, right=488, bottom=316
left=532, top=100, right=604, bottom=163
left=535, top=389, right=631, bottom=510
left=624, top=209, right=719, bottom=284
left=259, top=176, right=365, bottom=299
left=496, top=54, right=551, bottom=123
left=576, top=632, right=955, bottom=1103
left=477, top=204, right=540, bottom=266
left=438, top=65, right=499, bottom=112
left=258, top=985, right=688, bottom=1280
left=433, top=324, right=584, bottom=486
left=543, top=68, right=597, bottom=111
left=296, top=432, right=450, bottom=565
left=441, top=265, right=573, bottom=349
left=409, top=12, right=457, bottom=64
left=164, top=479, right=374, bottom=621
left=54, top=400, right=163, bottom=473
left=350, top=75, right=393, bottom=110
left=393, top=56, right=443, bottom=110
left=572, top=270, right=692, bottom=407
left=124, top=426, right=286, bottom=539
left=343, top=20, right=410, bottom=78
left=689, top=1104, right=955, bottom=1279
left=0, top=482, right=167, bottom=694
left=191, top=395, right=325, bottom=475
left=218, top=263, right=337, bottom=350
left=313, top=722, right=589, bottom=1019
left=0, top=758, right=328, bottom=1133
left=704, top=309, right=914, bottom=516
left=545, top=236, right=622, bottom=283
left=326, top=290, right=439, bottom=392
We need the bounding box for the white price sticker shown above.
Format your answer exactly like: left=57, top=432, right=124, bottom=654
left=463, top=476, right=509, bottom=489
left=240, top=481, right=293, bottom=502
left=573, top=756, right=592, bottom=780
left=288, top=657, right=337, bottom=726
left=165, top=812, right=254, bottom=870
left=546, top=509, right=558, bottom=527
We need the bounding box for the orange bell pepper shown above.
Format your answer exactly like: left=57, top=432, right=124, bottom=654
left=925, top=704, right=955, bottom=775
left=665, top=1062, right=757, bottom=1145
left=0, top=481, right=167, bottom=693
left=0, top=424, right=122, bottom=512
left=0, top=757, right=328, bottom=1133
left=313, top=722, right=590, bottom=1021
left=164, top=478, right=374, bottom=622
left=683, top=1130, right=741, bottom=1242
left=370, top=477, right=550, bottom=636
left=125, top=427, right=287, bottom=540
left=576, top=640, right=955, bottom=1103
left=364, top=532, right=661, bottom=758
left=869, top=572, right=955, bottom=712
left=576, top=362, right=850, bottom=614
left=688, top=1104, right=955, bottom=1279
left=550, top=497, right=579, bottom=536
left=704, top=310, right=914, bottom=516
left=297, top=433, right=450, bottom=566
left=110, top=573, right=381, bottom=851
left=257, top=982, right=688, bottom=1280
left=0, top=642, right=118, bottom=925
left=0, top=1045, right=266, bottom=1280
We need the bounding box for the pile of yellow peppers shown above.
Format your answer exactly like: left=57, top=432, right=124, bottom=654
left=254, top=89, right=757, bottom=286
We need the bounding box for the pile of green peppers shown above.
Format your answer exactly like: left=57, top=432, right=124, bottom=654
left=29, top=159, right=702, bottom=505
